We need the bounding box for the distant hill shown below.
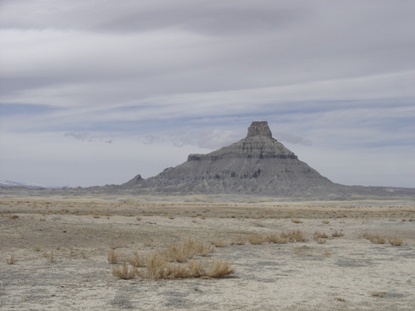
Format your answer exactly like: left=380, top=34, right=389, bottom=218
left=2, top=122, right=414, bottom=200
left=121, top=121, right=415, bottom=199
left=0, top=179, right=69, bottom=190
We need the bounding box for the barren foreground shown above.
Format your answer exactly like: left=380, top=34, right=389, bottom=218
left=1, top=195, right=414, bottom=310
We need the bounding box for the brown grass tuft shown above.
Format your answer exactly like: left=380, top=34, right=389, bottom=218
left=291, top=218, right=303, bottom=224
left=371, top=291, right=387, bottom=298
left=248, top=234, right=266, bottom=245
left=7, top=255, right=16, bottom=265
left=231, top=235, right=247, bottom=245
left=389, top=236, right=403, bottom=246
left=362, top=232, right=386, bottom=244
left=211, top=239, right=228, bottom=248
left=108, top=250, right=119, bottom=264
left=142, top=251, right=234, bottom=279
left=313, top=231, right=329, bottom=240
left=267, top=234, right=288, bottom=244
left=112, top=262, right=137, bottom=280
left=203, top=259, right=235, bottom=278
left=144, top=252, right=169, bottom=279
left=282, top=230, right=307, bottom=242
left=127, top=252, right=146, bottom=267
left=331, top=230, right=344, bottom=238
left=168, top=238, right=213, bottom=262
left=49, top=251, right=55, bottom=263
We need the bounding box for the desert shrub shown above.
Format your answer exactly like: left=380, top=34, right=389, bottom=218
left=145, top=252, right=171, bottom=279
left=112, top=262, right=137, bottom=280
left=248, top=234, right=266, bottom=245
left=144, top=251, right=190, bottom=279
left=168, top=243, right=189, bottom=262
left=362, top=232, right=386, bottom=244
left=389, top=236, right=403, bottom=246
left=127, top=252, right=146, bottom=267
left=7, top=255, right=16, bottom=265
left=168, top=238, right=213, bottom=262
left=231, top=235, right=247, bottom=245
left=313, top=231, right=329, bottom=240
left=282, top=230, right=307, bottom=242
left=291, top=219, right=303, bottom=224
left=331, top=230, right=344, bottom=238
left=48, top=251, right=55, bottom=263
left=142, top=252, right=234, bottom=279
left=267, top=234, right=287, bottom=244
left=203, top=259, right=235, bottom=278
left=108, top=250, right=119, bottom=264
left=211, top=239, right=228, bottom=248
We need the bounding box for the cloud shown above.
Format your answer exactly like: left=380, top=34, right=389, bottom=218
left=0, top=1, right=414, bottom=187
left=64, top=132, right=93, bottom=142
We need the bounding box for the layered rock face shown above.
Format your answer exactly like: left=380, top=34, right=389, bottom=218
left=124, top=121, right=343, bottom=196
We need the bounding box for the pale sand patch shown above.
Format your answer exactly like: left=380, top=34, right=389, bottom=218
left=0, top=196, right=414, bottom=310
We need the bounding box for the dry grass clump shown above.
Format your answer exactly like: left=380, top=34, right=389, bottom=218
left=389, top=236, right=403, bottom=246
left=231, top=235, right=247, bottom=245
left=331, top=230, right=344, bottom=238
left=281, top=230, right=307, bottom=242
left=168, top=238, right=213, bottom=262
left=7, top=255, right=16, bottom=265
left=142, top=252, right=234, bottom=279
left=202, top=259, right=234, bottom=278
left=211, top=239, right=228, bottom=248
left=362, top=232, right=386, bottom=244
left=108, top=250, right=119, bottom=264
left=267, top=234, right=288, bottom=244
left=112, top=262, right=137, bottom=280
left=313, top=231, right=328, bottom=244
left=313, top=231, right=329, bottom=240
left=48, top=251, right=55, bottom=263
left=291, top=218, right=303, bottom=224
left=127, top=252, right=146, bottom=267
left=371, top=291, right=387, bottom=298
left=248, top=234, right=266, bottom=245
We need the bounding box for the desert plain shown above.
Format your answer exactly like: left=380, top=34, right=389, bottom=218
left=1, top=195, right=414, bottom=310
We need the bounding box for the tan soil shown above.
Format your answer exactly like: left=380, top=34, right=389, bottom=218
left=1, top=195, right=414, bottom=310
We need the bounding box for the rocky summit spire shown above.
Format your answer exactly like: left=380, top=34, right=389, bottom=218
left=123, top=121, right=337, bottom=196
left=247, top=121, right=272, bottom=138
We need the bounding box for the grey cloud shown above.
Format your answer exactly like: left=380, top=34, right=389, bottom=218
left=64, top=132, right=92, bottom=141
left=0, top=0, right=307, bottom=35
left=274, top=132, right=311, bottom=146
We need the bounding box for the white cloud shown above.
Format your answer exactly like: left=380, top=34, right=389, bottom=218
left=0, top=1, right=414, bottom=187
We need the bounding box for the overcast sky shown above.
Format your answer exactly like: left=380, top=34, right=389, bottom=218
left=1, top=0, right=414, bottom=188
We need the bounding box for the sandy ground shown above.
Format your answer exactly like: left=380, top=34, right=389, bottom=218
left=1, top=195, right=415, bottom=310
